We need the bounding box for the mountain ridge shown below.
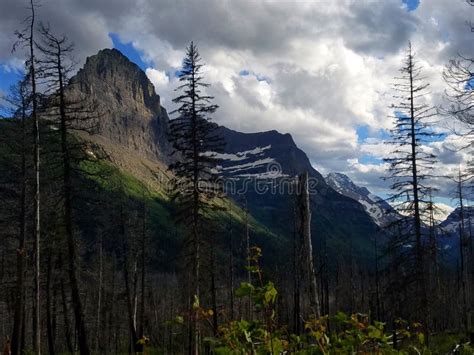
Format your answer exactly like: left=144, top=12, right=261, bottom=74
left=325, top=172, right=397, bottom=227
left=69, top=47, right=380, bottom=261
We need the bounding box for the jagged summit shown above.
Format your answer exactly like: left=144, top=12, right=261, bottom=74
left=70, top=48, right=171, bottom=161
left=216, top=126, right=325, bottom=180
left=325, top=172, right=396, bottom=227
left=326, top=172, right=371, bottom=197
left=440, top=206, right=474, bottom=232
left=74, top=48, right=161, bottom=110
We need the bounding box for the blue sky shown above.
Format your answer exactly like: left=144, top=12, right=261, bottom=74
left=0, top=66, right=23, bottom=97
left=239, top=69, right=271, bottom=83
left=0, top=33, right=149, bottom=102
left=0, top=0, right=425, bottom=108
left=0, top=65, right=23, bottom=116
left=109, top=33, right=149, bottom=71
left=402, top=0, right=421, bottom=12
left=0, top=0, right=471, bottom=214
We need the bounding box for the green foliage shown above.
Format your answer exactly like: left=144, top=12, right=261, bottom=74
left=428, top=332, right=474, bottom=354
left=203, top=246, right=281, bottom=354
left=209, top=310, right=430, bottom=354
left=205, top=247, right=431, bottom=354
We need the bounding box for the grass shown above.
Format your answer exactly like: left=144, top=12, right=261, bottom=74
left=79, top=154, right=279, bottom=249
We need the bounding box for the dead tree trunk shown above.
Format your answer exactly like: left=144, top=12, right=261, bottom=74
left=297, top=172, right=321, bottom=318
left=244, top=199, right=252, bottom=321
left=59, top=265, right=73, bottom=354
left=210, top=243, right=218, bottom=335
left=27, top=1, right=42, bottom=352
left=228, top=220, right=235, bottom=321
left=11, top=81, right=28, bottom=355
left=96, top=232, right=103, bottom=352
left=137, top=206, right=146, bottom=352
left=292, top=203, right=301, bottom=334
left=46, top=250, right=56, bottom=355
left=119, top=209, right=138, bottom=353
left=457, top=172, right=471, bottom=331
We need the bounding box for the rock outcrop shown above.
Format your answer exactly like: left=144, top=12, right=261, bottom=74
left=70, top=48, right=171, bottom=162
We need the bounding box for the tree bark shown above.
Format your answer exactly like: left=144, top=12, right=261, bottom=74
left=297, top=172, right=321, bottom=318
left=407, top=43, right=428, bottom=328
left=96, top=232, right=103, bottom=352
left=11, top=82, right=28, bottom=355
left=57, top=46, right=90, bottom=355
left=46, top=251, right=56, bottom=355
left=60, top=273, right=73, bottom=354
left=28, top=0, right=41, bottom=351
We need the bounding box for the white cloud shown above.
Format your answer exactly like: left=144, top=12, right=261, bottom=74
left=146, top=67, right=169, bottom=87
left=1, top=58, right=24, bottom=73
left=0, top=0, right=472, bottom=205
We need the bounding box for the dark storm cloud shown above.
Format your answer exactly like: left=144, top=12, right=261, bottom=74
left=0, top=0, right=419, bottom=62
left=341, top=0, right=419, bottom=56
left=130, top=0, right=318, bottom=54
left=0, top=0, right=113, bottom=66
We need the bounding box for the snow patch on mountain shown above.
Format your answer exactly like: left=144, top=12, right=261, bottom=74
left=437, top=206, right=474, bottom=261
left=223, top=157, right=276, bottom=173
left=202, top=145, right=289, bottom=179
left=202, top=145, right=271, bottom=162
left=325, top=172, right=397, bottom=227
left=440, top=206, right=474, bottom=233
left=358, top=199, right=384, bottom=221
left=236, top=171, right=289, bottom=179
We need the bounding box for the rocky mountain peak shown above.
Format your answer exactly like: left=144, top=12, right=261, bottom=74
left=69, top=48, right=170, bottom=161
left=441, top=206, right=474, bottom=228
left=216, top=126, right=326, bottom=181
left=326, top=172, right=369, bottom=196
left=73, top=48, right=160, bottom=112
left=325, top=172, right=397, bottom=227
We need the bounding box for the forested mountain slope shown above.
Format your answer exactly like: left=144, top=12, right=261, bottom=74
left=68, top=48, right=380, bottom=264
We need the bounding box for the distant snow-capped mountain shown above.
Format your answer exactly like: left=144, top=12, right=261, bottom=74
left=438, top=206, right=474, bottom=255
left=439, top=206, right=474, bottom=234
left=324, top=172, right=473, bottom=262
left=325, top=172, right=397, bottom=227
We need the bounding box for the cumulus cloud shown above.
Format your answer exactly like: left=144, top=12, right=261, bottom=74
left=145, top=68, right=170, bottom=101
left=1, top=0, right=472, bottom=203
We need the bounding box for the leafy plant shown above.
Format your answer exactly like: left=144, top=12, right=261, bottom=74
left=206, top=247, right=430, bottom=354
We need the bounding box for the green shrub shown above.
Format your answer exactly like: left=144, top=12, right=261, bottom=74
left=205, top=247, right=429, bottom=354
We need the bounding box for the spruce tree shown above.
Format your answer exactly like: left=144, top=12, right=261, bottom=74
left=168, top=41, right=222, bottom=354
left=35, top=24, right=101, bottom=355
left=384, top=42, right=438, bottom=330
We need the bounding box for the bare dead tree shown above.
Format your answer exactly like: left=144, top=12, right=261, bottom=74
left=2, top=78, right=32, bottom=355
left=296, top=171, right=321, bottom=318
left=442, top=1, right=474, bottom=174
left=34, top=23, right=104, bottom=355
left=448, top=168, right=473, bottom=331
left=12, top=1, right=42, bottom=353
left=384, top=42, right=438, bottom=331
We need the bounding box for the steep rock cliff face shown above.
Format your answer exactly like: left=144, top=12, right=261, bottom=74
left=70, top=48, right=171, bottom=162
